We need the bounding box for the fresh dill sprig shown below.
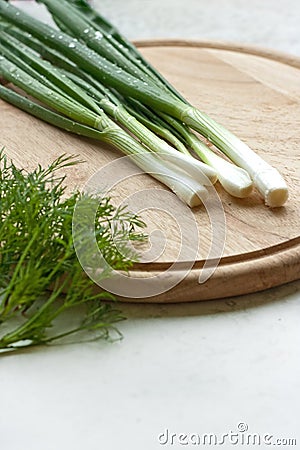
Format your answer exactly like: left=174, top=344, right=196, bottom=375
left=0, top=151, right=146, bottom=352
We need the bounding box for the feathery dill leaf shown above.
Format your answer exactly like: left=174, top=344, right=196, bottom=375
left=0, top=151, right=146, bottom=352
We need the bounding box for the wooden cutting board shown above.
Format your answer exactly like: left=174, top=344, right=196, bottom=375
left=1, top=41, right=300, bottom=302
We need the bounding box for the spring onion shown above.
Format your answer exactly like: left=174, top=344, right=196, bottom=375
left=0, top=65, right=208, bottom=207
left=0, top=0, right=289, bottom=206
left=42, top=0, right=288, bottom=207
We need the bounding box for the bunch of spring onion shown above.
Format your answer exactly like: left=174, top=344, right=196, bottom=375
left=0, top=0, right=288, bottom=207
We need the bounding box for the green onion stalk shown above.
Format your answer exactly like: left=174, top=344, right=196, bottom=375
left=0, top=6, right=251, bottom=200
left=0, top=55, right=209, bottom=207
left=0, top=0, right=288, bottom=206
left=56, top=0, right=287, bottom=206
left=0, top=31, right=216, bottom=185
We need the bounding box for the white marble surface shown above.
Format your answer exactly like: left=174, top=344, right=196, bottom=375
left=2, top=2, right=300, bottom=450
left=94, top=0, right=300, bottom=56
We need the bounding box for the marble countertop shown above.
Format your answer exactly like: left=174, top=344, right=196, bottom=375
left=1, top=2, right=300, bottom=450
left=95, top=0, right=300, bottom=56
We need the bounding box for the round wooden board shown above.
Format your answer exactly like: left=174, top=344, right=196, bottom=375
left=1, top=41, right=300, bottom=302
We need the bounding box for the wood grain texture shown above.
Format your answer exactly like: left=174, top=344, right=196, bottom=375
left=0, top=41, right=299, bottom=302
